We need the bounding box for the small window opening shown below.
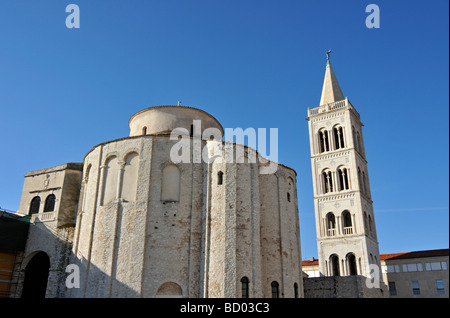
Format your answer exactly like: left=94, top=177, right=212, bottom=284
left=241, top=277, right=249, bottom=298
left=271, top=281, right=279, bottom=298
left=43, top=194, right=56, bottom=212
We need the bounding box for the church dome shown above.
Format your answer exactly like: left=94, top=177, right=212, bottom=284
left=128, top=105, right=224, bottom=139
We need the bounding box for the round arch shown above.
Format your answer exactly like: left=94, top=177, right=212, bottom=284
left=21, top=251, right=50, bottom=298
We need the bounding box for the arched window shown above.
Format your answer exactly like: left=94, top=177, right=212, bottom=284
left=357, top=131, right=362, bottom=153
left=368, top=215, right=373, bottom=235
left=142, top=126, right=147, bottom=135
left=322, top=170, right=333, bottom=194
left=330, top=254, right=340, bottom=276
left=102, top=156, right=119, bottom=205
left=271, top=281, right=279, bottom=298
left=342, top=210, right=352, bottom=234
left=155, top=282, right=182, bottom=298
left=347, top=253, right=357, bottom=276
left=81, top=165, right=91, bottom=212
left=29, top=196, right=41, bottom=215
left=121, top=152, right=139, bottom=202
left=338, top=167, right=349, bottom=191
left=287, top=192, right=291, bottom=202
left=358, top=168, right=363, bottom=193
left=294, top=283, right=299, bottom=298
left=43, top=194, right=56, bottom=212
left=217, top=171, right=223, bottom=185
left=161, top=164, right=180, bottom=201
left=319, top=129, right=330, bottom=153
left=362, top=171, right=367, bottom=195
left=364, top=212, right=369, bottom=233
left=241, top=277, right=249, bottom=298
left=333, top=126, right=345, bottom=150
left=326, top=212, right=336, bottom=236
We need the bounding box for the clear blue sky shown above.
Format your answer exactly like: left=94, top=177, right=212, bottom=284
left=0, top=0, right=448, bottom=258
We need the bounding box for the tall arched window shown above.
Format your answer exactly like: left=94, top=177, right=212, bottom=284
left=362, top=171, right=367, bottom=195
left=121, top=152, right=139, bottom=202
left=346, top=253, right=357, bottom=276
left=319, top=129, right=330, bottom=153
left=81, top=164, right=92, bottom=212
left=322, top=170, right=333, bottom=194
left=338, top=167, right=349, bottom=191
left=326, top=212, right=336, bottom=236
left=333, top=126, right=345, bottom=150
left=142, top=126, right=147, bottom=135
left=271, top=281, right=279, bottom=298
left=102, top=156, right=119, bottom=205
left=294, top=283, right=299, bottom=298
left=241, top=277, right=249, bottom=298
left=43, top=194, right=56, bottom=212
left=342, top=210, right=352, bottom=235
left=357, top=131, right=362, bottom=153
left=29, top=196, right=41, bottom=215
left=161, top=164, right=180, bottom=201
left=330, top=254, right=340, bottom=276
left=364, top=212, right=369, bottom=233
left=358, top=168, right=363, bottom=193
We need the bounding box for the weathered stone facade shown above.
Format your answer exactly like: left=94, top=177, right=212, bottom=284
left=303, top=276, right=386, bottom=298
left=16, top=106, right=303, bottom=298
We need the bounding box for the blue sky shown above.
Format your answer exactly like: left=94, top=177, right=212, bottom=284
left=0, top=0, right=448, bottom=258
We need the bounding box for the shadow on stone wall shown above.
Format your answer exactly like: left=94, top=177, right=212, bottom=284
left=303, top=276, right=387, bottom=298
left=18, top=220, right=139, bottom=298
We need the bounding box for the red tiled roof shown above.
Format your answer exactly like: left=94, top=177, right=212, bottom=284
left=380, top=249, right=449, bottom=260
left=302, top=259, right=319, bottom=266
left=302, top=249, right=449, bottom=265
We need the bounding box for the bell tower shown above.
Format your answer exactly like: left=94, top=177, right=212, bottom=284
left=306, top=52, right=381, bottom=278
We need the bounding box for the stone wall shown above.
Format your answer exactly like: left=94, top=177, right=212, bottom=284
left=303, top=275, right=387, bottom=298
left=71, top=134, right=302, bottom=298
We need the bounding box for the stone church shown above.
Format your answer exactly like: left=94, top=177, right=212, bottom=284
left=2, top=54, right=387, bottom=298
left=12, top=105, right=302, bottom=298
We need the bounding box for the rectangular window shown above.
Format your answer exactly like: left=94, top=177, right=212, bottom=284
left=426, top=262, right=442, bottom=271
left=441, top=262, right=448, bottom=270
left=436, top=280, right=445, bottom=295
left=412, top=280, right=420, bottom=295
left=388, top=282, right=397, bottom=296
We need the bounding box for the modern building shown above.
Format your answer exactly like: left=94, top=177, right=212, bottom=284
left=302, top=249, right=449, bottom=298
left=381, top=249, right=449, bottom=298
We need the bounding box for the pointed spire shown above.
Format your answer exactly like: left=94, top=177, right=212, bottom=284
left=319, top=50, right=345, bottom=106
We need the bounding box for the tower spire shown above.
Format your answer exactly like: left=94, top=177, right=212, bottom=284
left=319, top=50, right=345, bottom=106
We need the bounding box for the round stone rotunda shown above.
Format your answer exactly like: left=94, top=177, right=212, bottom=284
left=22, top=105, right=303, bottom=298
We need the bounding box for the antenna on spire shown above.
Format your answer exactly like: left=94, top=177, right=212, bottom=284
left=326, top=50, right=332, bottom=61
